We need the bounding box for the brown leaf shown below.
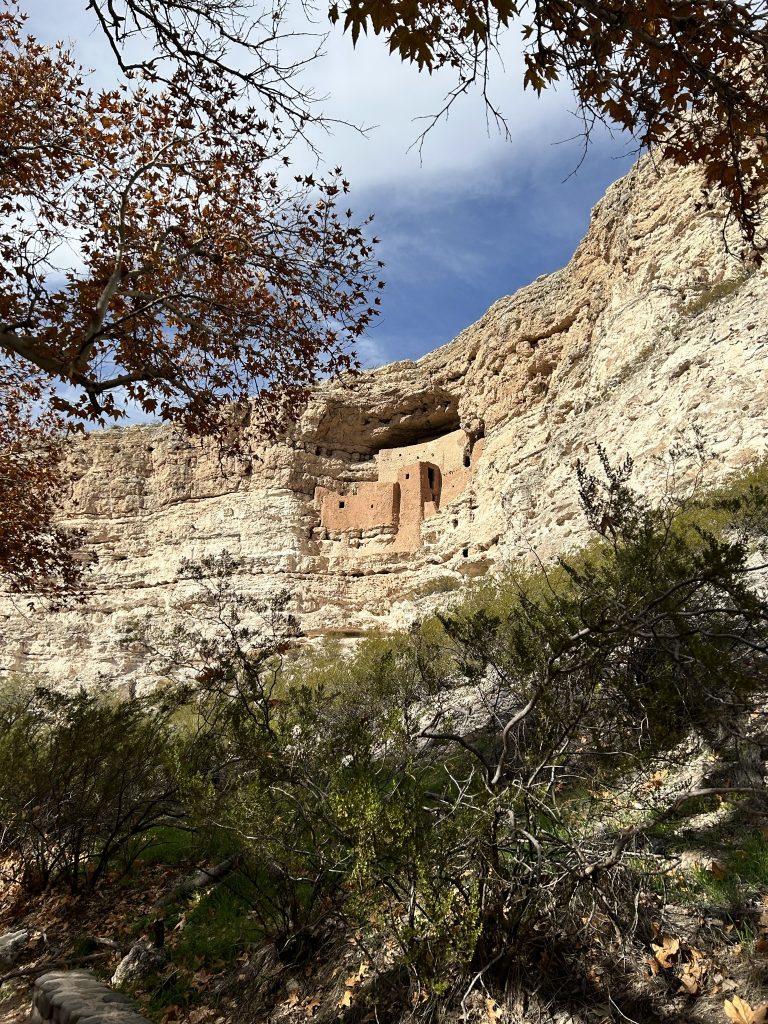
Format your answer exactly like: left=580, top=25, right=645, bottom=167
left=723, top=996, right=768, bottom=1024
left=485, top=997, right=502, bottom=1022
left=652, top=935, right=680, bottom=969
left=679, top=972, right=701, bottom=995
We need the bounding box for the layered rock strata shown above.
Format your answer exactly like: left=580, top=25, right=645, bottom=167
left=2, top=155, right=767, bottom=688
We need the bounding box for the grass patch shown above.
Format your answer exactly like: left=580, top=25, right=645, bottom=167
left=172, top=871, right=263, bottom=966
left=411, top=575, right=462, bottom=598
left=668, top=832, right=768, bottom=914
left=131, top=869, right=265, bottom=1019
left=128, top=826, right=204, bottom=869
left=678, top=271, right=753, bottom=318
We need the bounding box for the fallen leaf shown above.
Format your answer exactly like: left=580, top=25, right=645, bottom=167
left=485, top=997, right=502, bottom=1022
left=344, top=962, right=370, bottom=988
left=725, top=996, right=753, bottom=1024
left=678, top=972, right=701, bottom=995
left=724, top=996, right=768, bottom=1024
left=189, top=1010, right=213, bottom=1024
left=710, top=860, right=728, bottom=880
left=337, top=990, right=353, bottom=1009
left=652, top=935, right=680, bottom=969
left=304, top=997, right=320, bottom=1017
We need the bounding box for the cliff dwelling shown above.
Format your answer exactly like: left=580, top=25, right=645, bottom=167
left=313, top=428, right=484, bottom=552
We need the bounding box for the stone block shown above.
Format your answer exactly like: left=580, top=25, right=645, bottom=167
left=0, top=929, right=29, bottom=967
left=31, top=970, right=152, bottom=1024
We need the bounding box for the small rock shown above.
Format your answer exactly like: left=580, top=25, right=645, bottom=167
left=0, top=929, right=30, bottom=967
left=111, top=941, right=169, bottom=989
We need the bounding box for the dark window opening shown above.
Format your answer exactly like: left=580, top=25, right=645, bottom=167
left=427, top=467, right=435, bottom=487
left=452, top=519, right=458, bottom=528
left=463, top=455, right=471, bottom=468
left=315, top=446, right=322, bottom=456
left=462, top=547, right=469, bottom=558
left=370, top=504, right=374, bottom=509
left=339, top=501, right=345, bottom=509
left=405, top=473, right=410, bottom=480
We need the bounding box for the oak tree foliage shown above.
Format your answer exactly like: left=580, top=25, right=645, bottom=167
left=0, top=371, right=84, bottom=596
left=0, top=5, right=382, bottom=432
left=0, top=0, right=382, bottom=593
left=332, top=0, right=768, bottom=250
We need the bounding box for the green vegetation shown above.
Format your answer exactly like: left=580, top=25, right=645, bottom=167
left=677, top=271, right=754, bottom=319
left=3, top=450, right=768, bottom=1020
left=410, top=574, right=462, bottom=598
left=0, top=684, right=178, bottom=893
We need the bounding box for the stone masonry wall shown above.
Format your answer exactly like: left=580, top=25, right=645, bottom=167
left=30, top=970, right=151, bottom=1024
left=377, top=428, right=472, bottom=481
left=316, top=480, right=399, bottom=533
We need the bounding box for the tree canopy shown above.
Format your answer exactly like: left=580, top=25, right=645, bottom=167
left=0, top=6, right=382, bottom=433
left=0, top=0, right=382, bottom=593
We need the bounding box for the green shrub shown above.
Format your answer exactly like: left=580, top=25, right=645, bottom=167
left=0, top=682, right=178, bottom=893
left=678, top=271, right=753, bottom=318
left=129, top=452, right=768, bottom=1003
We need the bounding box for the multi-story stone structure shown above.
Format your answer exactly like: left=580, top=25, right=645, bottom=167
left=314, top=428, right=484, bottom=551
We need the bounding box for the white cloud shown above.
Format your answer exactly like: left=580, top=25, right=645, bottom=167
left=29, top=2, right=586, bottom=194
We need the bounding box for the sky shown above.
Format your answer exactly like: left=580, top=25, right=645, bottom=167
left=27, top=1, right=636, bottom=371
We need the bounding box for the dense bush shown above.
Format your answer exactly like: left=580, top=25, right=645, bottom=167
left=0, top=683, right=178, bottom=893
left=5, top=451, right=767, bottom=1013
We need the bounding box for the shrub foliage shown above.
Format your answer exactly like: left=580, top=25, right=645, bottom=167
left=3, top=452, right=768, bottom=1009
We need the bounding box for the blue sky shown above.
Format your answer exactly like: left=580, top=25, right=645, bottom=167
left=29, top=2, right=636, bottom=370
left=357, top=141, right=634, bottom=367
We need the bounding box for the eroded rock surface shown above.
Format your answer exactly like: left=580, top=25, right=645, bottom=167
left=2, top=155, right=767, bottom=688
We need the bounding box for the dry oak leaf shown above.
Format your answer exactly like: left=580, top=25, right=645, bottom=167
left=652, top=935, right=680, bottom=969
left=303, top=997, right=320, bottom=1017
left=337, top=990, right=353, bottom=1009
left=485, top=997, right=503, bottom=1022
left=724, top=996, right=768, bottom=1024
left=188, top=1010, right=214, bottom=1024
left=344, top=961, right=370, bottom=987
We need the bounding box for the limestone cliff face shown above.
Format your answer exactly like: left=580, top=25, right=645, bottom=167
left=2, top=155, right=767, bottom=688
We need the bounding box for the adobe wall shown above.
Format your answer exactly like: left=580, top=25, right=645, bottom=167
left=440, top=438, right=485, bottom=505
left=392, top=462, right=436, bottom=550
left=377, top=428, right=471, bottom=482
left=315, top=431, right=484, bottom=551
left=316, top=480, right=399, bottom=532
